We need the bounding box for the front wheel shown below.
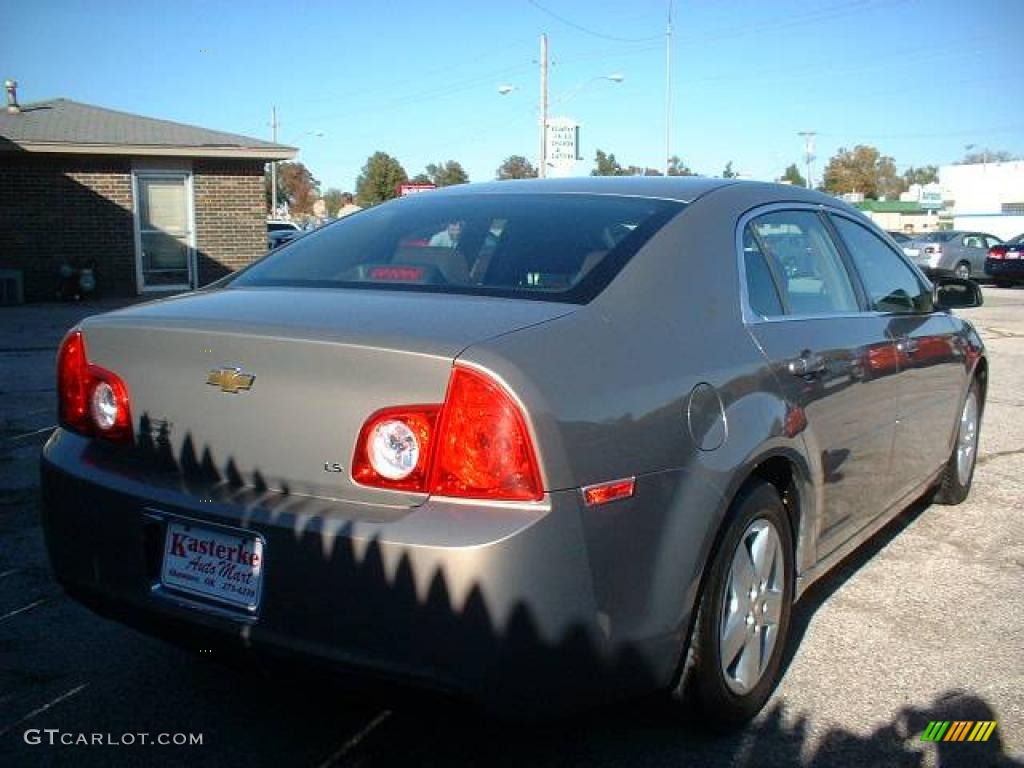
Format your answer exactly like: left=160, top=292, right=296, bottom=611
left=682, top=481, right=795, bottom=725
left=934, top=380, right=981, bottom=505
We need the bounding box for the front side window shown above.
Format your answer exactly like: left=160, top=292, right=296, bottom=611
left=231, top=194, right=683, bottom=303
left=831, top=216, right=933, bottom=314
left=745, top=210, right=859, bottom=316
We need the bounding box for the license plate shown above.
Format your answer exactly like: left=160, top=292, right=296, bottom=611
left=904, top=248, right=919, bottom=258
left=160, top=519, right=264, bottom=611
left=1007, top=250, right=1021, bottom=260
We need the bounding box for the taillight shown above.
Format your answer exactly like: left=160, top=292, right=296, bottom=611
left=351, top=365, right=543, bottom=502
left=57, top=330, right=91, bottom=434
left=56, top=330, right=133, bottom=443
left=351, top=406, right=439, bottom=492
left=923, top=245, right=942, bottom=254
left=988, top=246, right=1007, bottom=260
left=430, top=366, right=542, bottom=501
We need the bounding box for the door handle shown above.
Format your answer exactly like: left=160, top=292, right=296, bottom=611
left=787, top=351, right=827, bottom=378
left=897, top=337, right=919, bottom=356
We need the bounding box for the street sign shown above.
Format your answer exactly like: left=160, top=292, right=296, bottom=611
left=920, top=184, right=943, bottom=211
left=398, top=183, right=436, bottom=196
left=546, top=118, right=580, bottom=165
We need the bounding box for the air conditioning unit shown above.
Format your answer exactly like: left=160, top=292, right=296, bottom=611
left=0, top=269, right=24, bottom=305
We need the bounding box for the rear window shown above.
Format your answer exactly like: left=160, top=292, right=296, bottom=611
left=918, top=232, right=956, bottom=243
left=231, top=193, right=683, bottom=303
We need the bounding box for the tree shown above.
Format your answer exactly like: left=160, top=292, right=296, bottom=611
left=780, top=163, right=806, bottom=187
left=903, top=165, right=938, bottom=186
left=722, top=161, right=738, bottom=179
left=267, top=161, right=320, bottom=215
left=592, top=149, right=628, bottom=176
left=495, top=155, right=538, bottom=180
left=424, top=160, right=469, bottom=187
left=957, top=148, right=1017, bottom=165
left=667, top=155, right=696, bottom=176
left=822, top=145, right=903, bottom=200
left=322, top=187, right=345, bottom=215
left=409, top=173, right=432, bottom=184
left=264, top=165, right=288, bottom=214
left=625, top=165, right=663, bottom=176
left=355, top=151, right=408, bottom=205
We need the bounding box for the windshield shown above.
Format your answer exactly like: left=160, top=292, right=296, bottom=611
left=231, top=193, right=684, bottom=303
left=917, top=232, right=957, bottom=243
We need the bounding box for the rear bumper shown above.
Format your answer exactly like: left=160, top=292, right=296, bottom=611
left=40, top=430, right=684, bottom=706
left=985, top=259, right=1024, bottom=280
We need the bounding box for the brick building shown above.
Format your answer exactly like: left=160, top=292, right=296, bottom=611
left=0, top=86, right=295, bottom=301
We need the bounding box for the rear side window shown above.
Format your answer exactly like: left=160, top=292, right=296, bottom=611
left=232, top=193, right=683, bottom=303
left=830, top=216, right=933, bottom=313
left=745, top=210, right=859, bottom=316
left=742, top=229, right=784, bottom=318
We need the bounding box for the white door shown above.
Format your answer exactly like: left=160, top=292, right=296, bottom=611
left=134, top=172, right=195, bottom=291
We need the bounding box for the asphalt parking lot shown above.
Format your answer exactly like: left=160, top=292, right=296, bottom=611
left=1, top=291, right=1022, bottom=767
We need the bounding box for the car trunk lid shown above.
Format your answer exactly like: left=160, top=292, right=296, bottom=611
left=79, top=287, right=575, bottom=506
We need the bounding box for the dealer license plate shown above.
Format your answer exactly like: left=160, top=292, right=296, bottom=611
left=160, top=519, right=265, bottom=611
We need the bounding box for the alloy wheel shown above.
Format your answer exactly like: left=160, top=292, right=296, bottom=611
left=719, top=519, right=785, bottom=695
left=957, top=389, right=979, bottom=486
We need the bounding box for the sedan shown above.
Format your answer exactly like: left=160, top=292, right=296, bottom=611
left=267, top=228, right=300, bottom=250
left=41, top=178, right=986, bottom=723
left=985, top=233, right=1024, bottom=287
left=903, top=230, right=1002, bottom=279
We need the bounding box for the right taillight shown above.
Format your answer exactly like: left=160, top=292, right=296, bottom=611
left=430, top=366, right=542, bottom=501
left=988, top=246, right=1007, bottom=260
left=57, top=330, right=133, bottom=443
left=351, top=364, right=543, bottom=502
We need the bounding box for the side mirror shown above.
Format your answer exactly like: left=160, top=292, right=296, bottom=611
left=934, top=277, right=983, bottom=310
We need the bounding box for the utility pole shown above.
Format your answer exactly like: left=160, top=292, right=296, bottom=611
left=665, top=1, right=673, bottom=176
left=270, top=105, right=279, bottom=216
left=798, top=130, right=816, bottom=189
left=539, top=33, right=549, bottom=179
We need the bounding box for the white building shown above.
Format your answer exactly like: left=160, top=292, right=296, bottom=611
left=940, top=161, right=1024, bottom=238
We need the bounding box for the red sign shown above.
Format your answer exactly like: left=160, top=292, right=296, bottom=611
left=398, top=183, right=436, bottom=196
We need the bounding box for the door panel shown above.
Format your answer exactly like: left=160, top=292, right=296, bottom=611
left=750, top=319, right=899, bottom=554
left=742, top=209, right=898, bottom=557
left=828, top=214, right=965, bottom=501
left=886, top=314, right=963, bottom=498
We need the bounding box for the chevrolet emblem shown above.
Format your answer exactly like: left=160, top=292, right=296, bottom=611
left=207, top=367, right=255, bottom=394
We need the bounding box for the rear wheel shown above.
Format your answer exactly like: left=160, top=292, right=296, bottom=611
left=682, top=481, right=794, bottom=725
left=934, top=380, right=981, bottom=505
left=953, top=261, right=971, bottom=280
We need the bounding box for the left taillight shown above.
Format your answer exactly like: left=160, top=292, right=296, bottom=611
left=57, top=330, right=133, bottom=444
left=351, top=364, right=543, bottom=502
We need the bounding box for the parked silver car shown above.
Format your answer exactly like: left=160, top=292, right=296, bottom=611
left=41, top=178, right=986, bottom=723
left=903, top=230, right=1002, bottom=279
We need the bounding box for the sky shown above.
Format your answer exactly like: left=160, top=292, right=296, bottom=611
left=2, top=0, right=1023, bottom=192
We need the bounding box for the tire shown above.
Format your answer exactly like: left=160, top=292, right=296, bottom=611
left=933, top=379, right=981, bottom=505
left=682, top=481, right=795, bottom=726
left=953, top=261, right=971, bottom=280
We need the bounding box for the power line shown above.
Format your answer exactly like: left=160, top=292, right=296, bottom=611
left=526, top=0, right=663, bottom=43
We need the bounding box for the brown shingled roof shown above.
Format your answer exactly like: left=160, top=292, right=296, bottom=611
left=0, top=98, right=296, bottom=160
